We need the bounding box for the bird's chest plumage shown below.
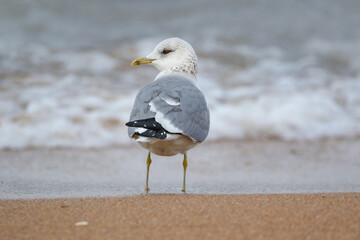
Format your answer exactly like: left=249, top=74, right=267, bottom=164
left=134, top=133, right=198, bottom=156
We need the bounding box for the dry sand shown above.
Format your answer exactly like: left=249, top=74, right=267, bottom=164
left=1, top=193, right=359, bottom=240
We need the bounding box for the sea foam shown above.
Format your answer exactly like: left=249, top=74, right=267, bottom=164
left=1, top=39, right=359, bottom=149
left=0, top=0, right=359, bottom=148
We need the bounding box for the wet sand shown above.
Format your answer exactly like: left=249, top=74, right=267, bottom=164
left=1, top=139, right=360, bottom=199
left=1, top=193, right=359, bottom=240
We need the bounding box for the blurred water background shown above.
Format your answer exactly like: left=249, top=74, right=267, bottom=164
left=1, top=0, right=360, bottom=149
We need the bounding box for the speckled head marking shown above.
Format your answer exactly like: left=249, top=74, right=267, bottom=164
left=145, top=38, right=198, bottom=79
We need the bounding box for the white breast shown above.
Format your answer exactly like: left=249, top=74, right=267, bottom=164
left=134, top=133, right=198, bottom=156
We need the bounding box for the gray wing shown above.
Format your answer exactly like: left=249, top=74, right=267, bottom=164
left=128, top=74, right=210, bottom=142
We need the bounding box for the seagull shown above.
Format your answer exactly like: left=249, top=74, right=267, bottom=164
left=126, top=37, right=210, bottom=193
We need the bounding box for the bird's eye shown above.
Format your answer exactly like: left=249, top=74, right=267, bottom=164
left=162, top=49, right=172, bottom=54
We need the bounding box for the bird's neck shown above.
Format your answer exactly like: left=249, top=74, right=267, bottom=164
left=155, top=70, right=197, bottom=83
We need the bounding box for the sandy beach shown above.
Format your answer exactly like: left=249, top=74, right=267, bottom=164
left=1, top=1, right=360, bottom=239
left=1, top=140, right=359, bottom=239
left=1, top=193, right=359, bottom=240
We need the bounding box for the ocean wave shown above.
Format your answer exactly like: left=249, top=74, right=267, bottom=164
left=1, top=0, right=359, bottom=148
left=1, top=38, right=360, bottom=149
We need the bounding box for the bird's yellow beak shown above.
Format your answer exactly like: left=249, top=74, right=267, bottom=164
left=131, top=57, right=156, bottom=66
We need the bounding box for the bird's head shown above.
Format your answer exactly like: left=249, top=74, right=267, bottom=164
left=131, top=38, right=198, bottom=79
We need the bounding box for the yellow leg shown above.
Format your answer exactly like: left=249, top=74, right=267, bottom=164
left=145, top=152, right=152, bottom=193
left=182, top=153, right=188, bottom=193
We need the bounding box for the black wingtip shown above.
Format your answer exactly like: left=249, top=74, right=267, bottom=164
left=135, top=129, right=167, bottom=139
left=126, top=118, right=168, bottom=140
left=125, top=118, right=164, bottom=131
